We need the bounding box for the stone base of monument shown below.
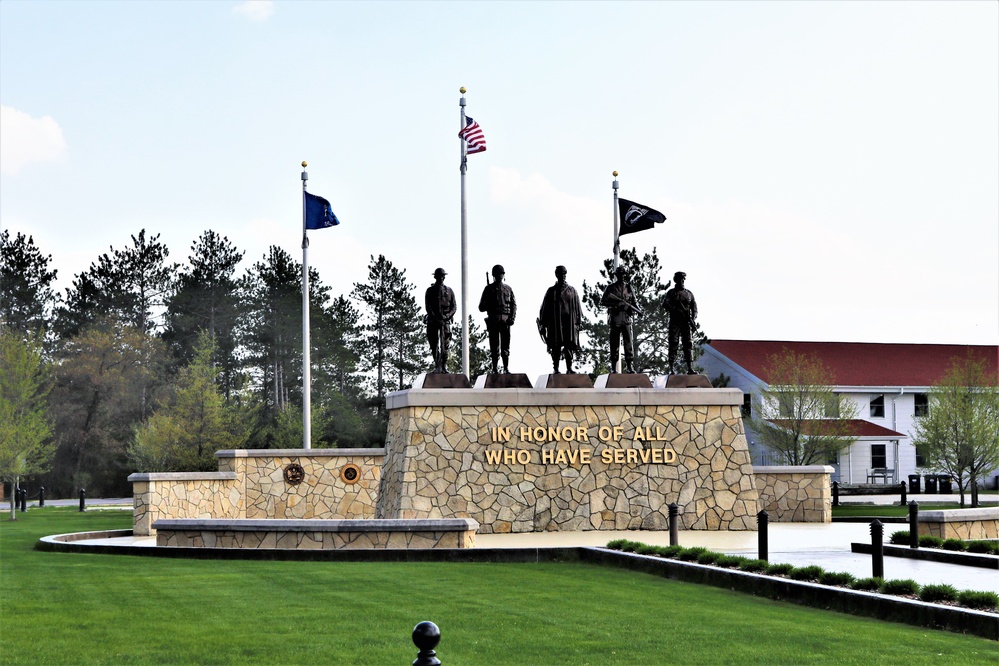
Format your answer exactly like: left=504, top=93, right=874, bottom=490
left=662, top=374, right=712, bottom=389
left=537, top=373, right=593, bottom=389
left=474, top=373, right=533, bottom=389
left=594, top=373, right=654, bottom=389
left=152, top=518, right=478, bottom=549
left=415, top=372, right=473, bottom=389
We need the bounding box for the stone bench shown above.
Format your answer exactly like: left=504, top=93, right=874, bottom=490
left=152, top=518, right=479, bottom=550
left=918, top=507, right=999, bottom=541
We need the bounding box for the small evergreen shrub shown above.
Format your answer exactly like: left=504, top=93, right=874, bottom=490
left=850, top=577, right=883, bottom=591
left=918, top=535, right=944, bottom=548
left=881, top=579, right=920, bottom=596
left=788, top=565, right=824, bottom=582
left=918, top=584, right=958, bottom=603
left=714, top=555, right=748, bottom=568
left=966, top=540, right=999, bottom=555
left=636, top=544, right=659, bottom=555
left=696, top=551, right=721, bottom=565
left=606, top=539, right=627, bottom=550
left=657, top=545, right=683, bottom=558
left=677, top=547, right=708, bottom=561
left=619, top=540, right=641, bottom=553
left=738, top=559, right=769, bottom=573
left=957, top=590, right=999, bottom=610
left=941, top=538, right=966, bottom=552
left=765, top=562, right=794, bottom=576
left=818, top=571, right=856, bottom=587
left=888, top=530, right=909, bottom=545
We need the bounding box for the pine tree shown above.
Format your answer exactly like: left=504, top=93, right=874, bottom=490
left=0, top=231, right=59, bottom=339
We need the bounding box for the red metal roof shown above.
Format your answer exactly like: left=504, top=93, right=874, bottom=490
left=769, top=419, right=905, bottom=439
left=709, top=340, right=998, bottom=387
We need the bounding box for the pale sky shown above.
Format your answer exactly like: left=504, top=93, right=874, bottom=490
left=2, top=1, right=997, bottom=380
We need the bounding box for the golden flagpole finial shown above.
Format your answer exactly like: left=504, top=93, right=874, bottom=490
left=613, top=171, right=618, bottom=177
left=460, top=87, right=466, bottom=94
left=302, top=161, right=308, bottom=168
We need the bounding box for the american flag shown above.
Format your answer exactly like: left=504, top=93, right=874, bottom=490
left=458, top=116, right=487, bottom=154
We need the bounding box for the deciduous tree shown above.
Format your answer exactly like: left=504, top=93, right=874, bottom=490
left=911, top=353, right=999, bottom=508
left=748, top=349, right=860, bottom=466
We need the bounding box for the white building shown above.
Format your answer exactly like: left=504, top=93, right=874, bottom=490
left=699, top=340, right=999, bottom=487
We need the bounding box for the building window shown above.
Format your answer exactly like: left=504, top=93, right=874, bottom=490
left=741, top=394, right=752, bottom=418
left=915, top=446, right=925, bottom=467
left=823, top=395, right=841, bottom=418
left=871, top=443, right=886, bottom=469
left=870, top=394, right=885, bottom=418
left=914, top=393, right=929, bottom=418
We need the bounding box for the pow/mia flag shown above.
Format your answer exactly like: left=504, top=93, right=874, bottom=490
left=618, top=198, right=666, bottom=236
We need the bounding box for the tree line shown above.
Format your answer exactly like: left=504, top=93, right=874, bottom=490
left=2, top=230, right=706, bottom=498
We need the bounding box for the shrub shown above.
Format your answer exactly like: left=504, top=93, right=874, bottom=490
left=888, top=530, right=909, bottom=545
left=606, top=539, right=627, bottom=550
left=957, top=590, right=999, bottom=610
left=918, top=535, right=944, bottom=548
left=765, top=562, right=794, bottom=576
left=696, top=551, right=721, bottom=565
left=818, top=571, right=856, bottom=587
left=656, top=545, right=683, bottom=558
left=881, top=579, right=920, bottom=596
left=635, top=544, right=659, bottom=556
left=918, top=584, right=958, bottom=603
left=850, top=577, right=883, bottom=591
left=676, top=547, right=708, bottom=561
left=714, top=555, right=748, bottom=568
left=788, top=565, right=824, bottom=582
left=966, top=540, right=999, bottom=555
left=619, top=540, right=641, bottom=553
left=941, top=538, right=966, bottom=552
left=738, top=559, right=769, bottom=573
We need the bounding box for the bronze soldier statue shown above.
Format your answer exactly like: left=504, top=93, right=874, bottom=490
left=662, top=271, right=698, bottom=374
left=538, top=265, right=582, bottom=374
left=425, top=268, right=457, bottom=374
left=478, top=264, right=516, bottom=374
left=600, top=265, right=642, bottom=373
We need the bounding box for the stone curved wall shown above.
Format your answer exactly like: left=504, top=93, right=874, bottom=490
left=377, top=388, right=759, bottom=533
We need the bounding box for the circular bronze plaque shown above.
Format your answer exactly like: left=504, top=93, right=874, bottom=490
left=340, top=463, right=361, bottom=485
left=283, top=463, right=306, bottom=485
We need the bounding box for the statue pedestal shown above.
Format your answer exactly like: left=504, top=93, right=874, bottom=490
left=536, top=373, right=593, bottom=389
left=663, top=374, right=712, bottom=389
left=414, top=373, right=472, bottom=389
left=594, top=373, right=653, bottom=389
left=474, top=373, right=533, bottom=389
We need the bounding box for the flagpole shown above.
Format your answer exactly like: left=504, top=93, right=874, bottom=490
left=459, top=87, right=470, bottom=378
left=301, top=161, right=312, bottom=450
left=612, top=171, right=620, bottom=271
left=612, top=171, right=621, bottom=374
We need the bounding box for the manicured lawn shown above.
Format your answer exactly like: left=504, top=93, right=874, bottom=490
left=833, top=501, right=996, bottom=518
left=1, top=509, right=996, bottom=665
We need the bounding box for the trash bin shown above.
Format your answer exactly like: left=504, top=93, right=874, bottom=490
left=908, top=474, right=921, bottom=494
left=938, top=475, right=953, bottom=494
left=925, top=475, right=938, bottom=494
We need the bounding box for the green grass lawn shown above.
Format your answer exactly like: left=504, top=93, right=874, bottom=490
left=1, top=509, right=996, bottom=665
left=832, top=502, right=996, bottom=518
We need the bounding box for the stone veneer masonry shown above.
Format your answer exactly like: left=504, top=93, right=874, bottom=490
left=752, top=466, right=834, bottom=523
left=918, top=507, right=999, bottom=541
left=128, top=449, right=384, bottom=536
left=377, top=387, right=761, bottom=533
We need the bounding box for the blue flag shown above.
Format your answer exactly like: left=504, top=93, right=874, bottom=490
left=305, top=191, right=340, bottom=230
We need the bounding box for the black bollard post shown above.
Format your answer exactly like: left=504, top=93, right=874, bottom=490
left=870, top=520, right=884, bottom=579
left=39, top=486, right=45, bottom=507
left=18, top=487, right=27, bottom=512
left=79, top=488, right=86, bottom=512
left=908, top=501, right=919, bottom=549
left=832, top=481, right=839, bottom=507
left=757, top=510, right=769, bottom=561
left=899, top=481, right=906, bottom=506
left=412, top=621, right=441, bottom=666
left=668, top=503, right=679, bottom=546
